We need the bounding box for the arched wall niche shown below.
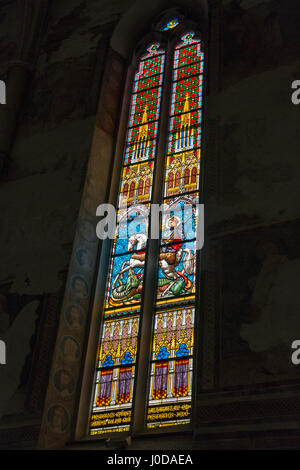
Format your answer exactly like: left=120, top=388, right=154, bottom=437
left=38, top=0, right=212, bottom=449
left=111, top=0, right=208, bottom=59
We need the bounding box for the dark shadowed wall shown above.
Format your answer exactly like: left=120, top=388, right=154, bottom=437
left=0, top=0, right=299, bottom=450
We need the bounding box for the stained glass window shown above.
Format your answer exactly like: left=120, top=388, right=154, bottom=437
left=89, top=43, right=165, bottom=436
left=160, top=18, right=180, bottom=31
left=146, top=32, right=204, bottom=429
left=89, top=30, right=205, bottom=436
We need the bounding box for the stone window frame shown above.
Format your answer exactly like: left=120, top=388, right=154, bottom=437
left=38, top=1, right=213, bottom=449
left=79, top=20, right=208, bottom=441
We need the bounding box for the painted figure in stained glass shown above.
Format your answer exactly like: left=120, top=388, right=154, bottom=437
left=108, top=259, right=144, bottom=307
left=114, top=205, right=149, bottom=256
left=160, top=215, right=186, bottom=279
left=107, top=207, right=151, bottom=307
left=161, top=195, right=197, bottom=240
left=157, top=212, right=195, bottom=298
left=108, top=233, right=147, bottom=307
left=162, top=215, right=185, bottom=245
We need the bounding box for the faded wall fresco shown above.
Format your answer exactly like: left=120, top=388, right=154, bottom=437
left=0, top=285, right=41, bottom=418
left=206, top=0, right=300, bottom=234
left=220, top=220, right=300, bottom=387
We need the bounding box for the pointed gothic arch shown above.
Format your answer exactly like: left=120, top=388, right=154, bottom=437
left=39, top=0, right=210, bottom=449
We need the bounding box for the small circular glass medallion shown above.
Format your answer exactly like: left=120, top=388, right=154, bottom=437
left=160, top=17, right=180, bottom=31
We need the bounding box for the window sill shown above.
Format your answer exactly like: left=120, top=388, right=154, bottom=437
left=66, top=426, right=193, bottom=450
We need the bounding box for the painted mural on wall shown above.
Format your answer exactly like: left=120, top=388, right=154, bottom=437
left=220, top=219, right=300, bottom=387
left=0, top=284, right=41, bottom=419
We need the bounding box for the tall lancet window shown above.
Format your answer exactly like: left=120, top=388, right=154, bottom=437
left=147, top=32, right=204, bottom=429
left=88, top=25, right=205, bottom=437
left=89, top=43, right=166, bottom=436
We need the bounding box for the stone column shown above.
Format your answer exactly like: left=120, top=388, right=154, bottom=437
left=0, top=0, right=51, bottom=173
left=0, top=61, right=31, bottom=172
